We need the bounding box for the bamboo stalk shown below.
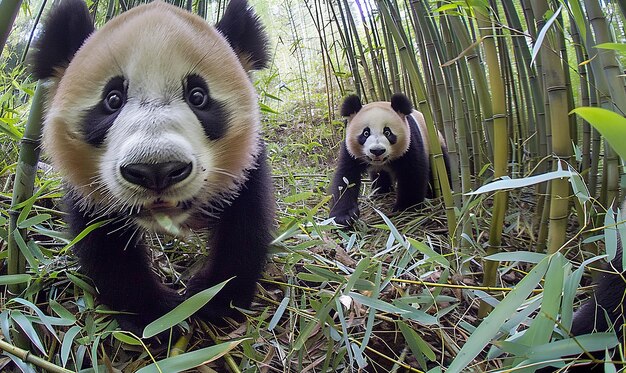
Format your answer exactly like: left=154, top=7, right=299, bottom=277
left=0, top=339, right=72, bottom=373
left=475, top=5, right=509, bottom=318
left=378, top=0, right=456, bottom=238
left=0, top=0, right=22, bottom=53
left=8, top=83, right=45, bottom=296
left=530, top=1, right=573, bottom=254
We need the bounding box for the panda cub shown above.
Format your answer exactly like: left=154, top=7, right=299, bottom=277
left=329, top=93, right=449, bottom=226
left=31, top=0, right=274, bottom=332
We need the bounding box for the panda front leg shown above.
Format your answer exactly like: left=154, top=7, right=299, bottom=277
left=66, top=197, right=184, bottom=335
left=390, top=149, right=429, bottom=211
left=329, top=141, right=367, bottom=226
left=370, top=170, right=393, bottom=195
left=186, top=152, right=274, bottom=321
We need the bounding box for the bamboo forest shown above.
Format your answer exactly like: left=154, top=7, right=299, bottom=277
left=3, top=0, right=626, bottom=372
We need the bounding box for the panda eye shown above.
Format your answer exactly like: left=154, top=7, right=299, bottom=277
left=362, top=129, right=370, bottom=137
left=104, top=90, right=124, bottom=112
left=384, top=128, right=391, bottom=137
left=185, top=75, right=211, bottom=109
left=188, top=87, right=209, bottom=108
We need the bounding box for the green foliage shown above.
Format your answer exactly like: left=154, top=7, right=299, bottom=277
left=3, top=0, right=626, bottom=372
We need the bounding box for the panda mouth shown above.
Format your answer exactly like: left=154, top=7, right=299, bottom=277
left=141, top=199, right=193, bottom=214
left=366, top=156, right=389, bottom=165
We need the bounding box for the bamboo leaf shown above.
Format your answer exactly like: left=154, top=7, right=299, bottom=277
left=143, top=278, right=232, bottom=338
left=11, top=310, right=46, bottom=354
left=17, top=213, right=51, bottom=229
left=571, top=107, right=626, bottom=160
left=61, top=325, right=82, bottom=367
left=136, top=340, right=246, bottom=373
left=485, top=251, right=547, bottom=263
left=0, top=274, right=31, bottom=285
left=595, top=42, right=626, bottom=52
left=268, top=297, right=289, bottom=332
left=531, top=5, right=563, bottom=66
left=467, top=163, right=572, bottom=195
left=446, top=257, right=550, bottom=372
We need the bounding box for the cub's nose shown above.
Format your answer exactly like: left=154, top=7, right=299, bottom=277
left=120, top=161, right=192, bottom=191
left=369, top=147, right=386, bottom=157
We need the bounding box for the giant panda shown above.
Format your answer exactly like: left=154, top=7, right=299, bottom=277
left=329, top=93, right=450, bottom=226
left=30, top=0, right=274, bottom=333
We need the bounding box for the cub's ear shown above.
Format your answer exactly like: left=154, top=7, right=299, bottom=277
left=216, top=0, right=269, bottom=71
left=30, top=0, right=94, bottom=80
left=341, top=95, right=362, bottom=117
left=390, top=93, right=413, bottom=115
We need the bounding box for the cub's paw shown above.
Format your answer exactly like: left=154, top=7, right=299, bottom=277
left=113, top=291, right=185, bottom=340
left=330, top=206, right=360, bottom=227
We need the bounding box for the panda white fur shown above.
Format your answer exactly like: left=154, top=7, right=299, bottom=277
left=329, top=93, right=449, bottom=226
left=31, top=0, right=274, bottom=332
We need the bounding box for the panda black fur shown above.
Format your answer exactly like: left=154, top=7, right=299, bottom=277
left=31, top=0, right=274, bottom=332
left=329, top=93, right=450, bottom=226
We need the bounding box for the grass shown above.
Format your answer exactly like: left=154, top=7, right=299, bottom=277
left=0, top=39, right=621, bottom=373
left=0, top=93, right=608, bottom=373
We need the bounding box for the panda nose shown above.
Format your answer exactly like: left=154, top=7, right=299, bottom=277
left=120, top=162, right=192, bottom=191
left=370, top=147, right=386, bottom=157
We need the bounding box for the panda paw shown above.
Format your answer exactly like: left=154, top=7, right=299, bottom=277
left=330, top=207, right=360, bottom=227
left=113, top=291, right=185, bottom=340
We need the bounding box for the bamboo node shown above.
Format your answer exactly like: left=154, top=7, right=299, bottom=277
left=546, top=85, right=567, bottom=92
left=20, top=136, right=41, bottom=146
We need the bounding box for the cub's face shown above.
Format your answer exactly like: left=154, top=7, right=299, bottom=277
left=41, top=2, right=265, bottom=232
left=345, top=103, right=410, bottom=166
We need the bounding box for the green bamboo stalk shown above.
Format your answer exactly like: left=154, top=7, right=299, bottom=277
left=380, top=11, right=401, bottom=93
left=448, top=15, right=492, bottom=183
left=475, top=5, right=509, bottom=318
left=342, top=0, right=377, bottom=100
left=520, top=0, right=550, bottom=250
left=354, top=0, right=385, bottom=99
left=530, top=1, right=573, bottom=254
left=0, top=339, right=72, bottom=373
left=569, top=18, right=592, bottom=185
left=0, top=0, right=23, bottom=53
left=503, top=2, right=540, bottom=173
left=331, top=0, right=363, bottom=96
left=411, top=0, right=461, bottom=208
left=439, top=12, right=474, bottom=250
left=8, top=83, right=45, bottom=296
left=378, top=0, right=456, bottom=238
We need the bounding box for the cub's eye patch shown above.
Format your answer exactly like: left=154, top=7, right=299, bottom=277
left=384, top=126, right=398, bottom=145
left=357, top=126, right=370, bottom=146
left=83, top=76, right=126, bottom=146
left=183, top=74, right=229, bottom=140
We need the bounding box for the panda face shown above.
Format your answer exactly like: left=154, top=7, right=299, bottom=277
left=42, top=2, right=261, bottom=231
left=345, top=102, right=410, bottom=166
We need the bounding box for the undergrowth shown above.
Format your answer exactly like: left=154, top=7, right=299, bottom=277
left=0, top=64, right=621, bottom=373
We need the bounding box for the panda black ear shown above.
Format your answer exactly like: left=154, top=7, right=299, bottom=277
left=216, top=0, right=269, bottom=71
left=390, top=93, right=413, bottom=115
left=29, top=0, right=94, bottom=80
left=341, top=95, right=362, bottom=117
